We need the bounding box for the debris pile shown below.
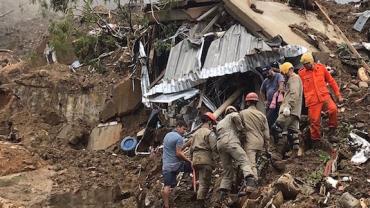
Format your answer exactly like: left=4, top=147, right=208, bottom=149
left=0, top=0, right=369, bottom=207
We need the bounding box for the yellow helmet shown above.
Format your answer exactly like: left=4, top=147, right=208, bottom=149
left=300, top=52, right=314, bottom=65
left=279, top=62, right=294, bottom=74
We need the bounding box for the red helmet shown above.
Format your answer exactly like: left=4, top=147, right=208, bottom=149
left=204, top=112, right=217, bottom=123
left=245, top=92, right=259, bottom=102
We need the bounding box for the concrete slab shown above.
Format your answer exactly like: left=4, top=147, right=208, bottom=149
left=223, top=0, right=345, bottom=51
left=87, top=123, right=122, bottom=150
left=100, top=78, right=141, bottom=122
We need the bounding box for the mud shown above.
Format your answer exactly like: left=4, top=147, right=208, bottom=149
left=0, top=1, right=369, bottom=208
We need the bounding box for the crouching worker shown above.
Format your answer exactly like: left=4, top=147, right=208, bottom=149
left=240, top=92, right=270, bottom=179
left=272, top=62, right=303, bottom=157
left=162, top=120, right=192, bottom=208
left=190, top=112, right=218, bottom=207
left=216, top=106, right=257, bottom=199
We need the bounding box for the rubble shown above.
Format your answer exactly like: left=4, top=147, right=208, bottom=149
left=0, top=0, right=369, bottom=207
left=338, top=192, right=361, bottom=208
left=348, top=130, right=370, bottom=165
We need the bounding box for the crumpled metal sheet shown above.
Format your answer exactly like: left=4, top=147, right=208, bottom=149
left=145, top=24, right=305, bottom=98
left=279, top=45, right=308, bottom=57
left=139, top=41, right=151, bottom=107
left=145, top=38, right=204, bottom=96
left=200, top=25, right=280, bottom=79
left=146, top=88, right=199, bottom=103
left=163, top=38, right=203, bottom=81
left=353, top=11, right=370, bottom=32
left=335, top=0, right=360, bottom=4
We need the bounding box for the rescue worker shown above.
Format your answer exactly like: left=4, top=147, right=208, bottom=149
left=216, top=106, right=257, bottom=198
left=299, top=53, right=344, bottom=143
left=272, top=62, right=303, bottom=155
left=239, top=92, right=270, bottom=178
left=190, top=112, right=218, bottom=206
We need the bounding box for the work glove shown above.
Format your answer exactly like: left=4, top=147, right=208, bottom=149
left=282, top=107, right=291, bottom=116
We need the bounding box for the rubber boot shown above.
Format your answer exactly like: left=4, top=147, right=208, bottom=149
left=244, top=176, right=257, bottom=193
left=219, top=189, right=228, bottom=202
left=196, top=199, right=205, bottom=208
left=327, top=127, right=340, bottom=143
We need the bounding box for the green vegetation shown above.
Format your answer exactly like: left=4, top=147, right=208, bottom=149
left=319, top=151, right=330, bottom=164
left=307, top=166, right=324, bottom=187
left=48, top=14, right=75, bottom=56
left=154, top=23, right=179, bottom=55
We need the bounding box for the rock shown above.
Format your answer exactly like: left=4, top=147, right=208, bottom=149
left=349, top=83, right=360, bottom=91
left=358, top=67, right=369, bottom=82
left=337, top=192, right=361, bottom=208
left=272, top=191, right=284, bottom=207
left=57, top=123, right=88, bottom=146
left=121, top=197, right=137, bottom=207
left=38, top=69, right=49, bottom=77
left=356, top=122, right=365, bottom=128
left=144, top=191, right=155, bottom=207
left=358, top=81, right=368, bottom=88
left=87, top=123, right=122, bottom=150
left=274, top=174, right=301, bottom=200
left=100, top=78, right=142, bottom=122
left=40, top=110, right=65, bottom=126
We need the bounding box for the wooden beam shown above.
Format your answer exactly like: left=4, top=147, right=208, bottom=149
left=213, top=89, right=243, bottom=118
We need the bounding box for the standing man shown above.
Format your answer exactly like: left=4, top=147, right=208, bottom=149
left=260, top=65, right=285, bottom=127
left=190, top=112, right=218, bottom=206
left=162, top=120, right=192, bottom=208
left=216, top=106, right=257, bottom=198
left=272, top=62, right=303, bottom=155
left=299, top=53, right=344, bottom=143
left=239, top=92, right=270, bottom=178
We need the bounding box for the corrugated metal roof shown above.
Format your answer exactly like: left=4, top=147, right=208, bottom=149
left=199, top=24, right=281, bottom=79
left=145, top=38, right=204, bottom=96
left=145, top=24, right=293, bottom=97
left=146, top=88, right=199, bottom=103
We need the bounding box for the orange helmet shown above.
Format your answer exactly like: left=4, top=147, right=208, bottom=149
left=245, top=92, right=259, bottom=102
left=203, top=112, right=217, bottom=123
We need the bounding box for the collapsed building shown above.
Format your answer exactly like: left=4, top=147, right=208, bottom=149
left=129, top=0, right=347, bottom=154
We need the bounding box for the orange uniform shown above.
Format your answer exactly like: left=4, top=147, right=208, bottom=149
left=298, top=63, right=342, bottom=140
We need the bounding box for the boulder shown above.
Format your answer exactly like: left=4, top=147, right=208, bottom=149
left=57, top=123, right=88, bottom=146
left=87, top=122, right=122, bottom=150
left=100, top=78, right=141, bottom=122
left=358, top=81, right=368, bottom=89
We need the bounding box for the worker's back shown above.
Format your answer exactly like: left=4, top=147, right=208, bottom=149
left=191, top=127, right=216, bottom=166
left=216, top=112, right=242, bottom=144
left=240, top=106, right=268, bottom=150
